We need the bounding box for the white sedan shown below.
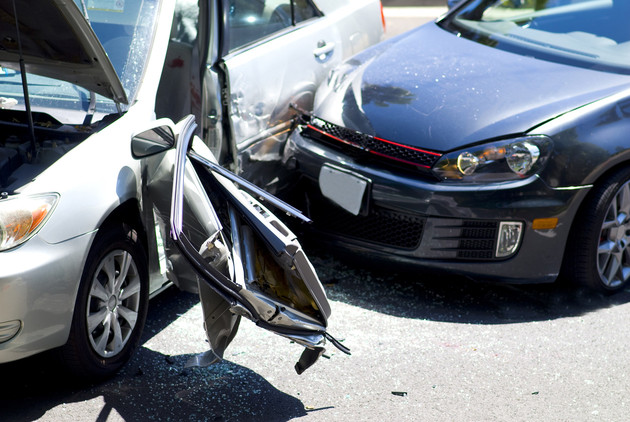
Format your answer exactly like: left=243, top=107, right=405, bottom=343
left=0, top=0, right=383, bottom=379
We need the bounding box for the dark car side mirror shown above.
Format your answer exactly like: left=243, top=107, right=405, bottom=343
left=131, top=125, right=175, bottom=158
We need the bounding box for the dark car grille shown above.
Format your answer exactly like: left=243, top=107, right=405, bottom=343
left=301, top=117, right=442, bottom=170
left=310, top=203, right=425, bottom=250
left=296, top=178, right=503, bottom=260
left=457, top=221, right=499, bottom=260
left=310, top=205, right=502, bottom=259
left=309, top=204, right=501, bottom=260
left=430, top=220, right=499, bottom=260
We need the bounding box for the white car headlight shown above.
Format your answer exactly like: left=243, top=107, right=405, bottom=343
left=432, top=136, right=552, bottom=183
left=0, top=194, right=59, bottom=251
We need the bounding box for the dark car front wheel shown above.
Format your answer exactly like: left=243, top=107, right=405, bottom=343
left=59, top=224, right=149, bottom=379
left=565, top=167, right=630, bottom=292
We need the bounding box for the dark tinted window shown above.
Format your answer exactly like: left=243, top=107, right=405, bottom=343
left=227, top=0, right=320, bottom=52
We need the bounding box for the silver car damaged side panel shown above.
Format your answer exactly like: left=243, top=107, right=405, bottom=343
left=222, top=0, right=384, bottom=192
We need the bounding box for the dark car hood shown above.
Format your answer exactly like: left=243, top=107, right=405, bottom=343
left=0, top=0, right=127, bottom=104
left=314, top=23, right=630, bottom=152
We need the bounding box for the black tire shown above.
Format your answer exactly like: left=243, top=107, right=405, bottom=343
left=59, top=224, right=149, bottom=380
left=563, top=167, right=630, bottom=293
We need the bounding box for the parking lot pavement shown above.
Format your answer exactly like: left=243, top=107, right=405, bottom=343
left=4, top=247, right=630, bottom=421
left=382, top=0, right=446, bottom=6
left=382, top=5, right=447, bottom=39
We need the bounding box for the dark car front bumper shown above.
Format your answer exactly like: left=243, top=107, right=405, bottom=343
left=283, top=130, right=591, bottom=284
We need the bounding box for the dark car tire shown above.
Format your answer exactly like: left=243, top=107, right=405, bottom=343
left=59, top=223, right=149, bottom=380
left=564, top=167, right=630, bottom=293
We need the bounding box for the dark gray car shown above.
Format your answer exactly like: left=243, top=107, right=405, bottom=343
left=284, top=0, right=630, bottom=292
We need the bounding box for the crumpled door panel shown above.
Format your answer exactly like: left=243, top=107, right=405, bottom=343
left=145, top=115, right=348, bottom=373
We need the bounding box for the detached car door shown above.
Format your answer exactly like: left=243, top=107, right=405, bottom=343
left=134, top=115, right=347, bottom=373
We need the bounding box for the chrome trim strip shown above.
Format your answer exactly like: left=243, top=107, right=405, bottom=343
left=170, top=115, right=197, bottom=240
left=189, top=149, right=311, bottom=223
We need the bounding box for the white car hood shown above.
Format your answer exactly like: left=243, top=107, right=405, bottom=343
left=0, top=0, right=127, bottom=104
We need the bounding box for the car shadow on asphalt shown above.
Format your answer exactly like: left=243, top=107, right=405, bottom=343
left=0, top=288, right=307, bottom=422
left=306, top=245, right=630, bottom=324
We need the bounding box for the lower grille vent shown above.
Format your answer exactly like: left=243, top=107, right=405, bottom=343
left=311, top=203, right=424, bottom=250
left=431, top=220, right=499, bottom=260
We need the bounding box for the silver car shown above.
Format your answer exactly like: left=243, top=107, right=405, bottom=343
left=0, top=0, right=383, bottom=378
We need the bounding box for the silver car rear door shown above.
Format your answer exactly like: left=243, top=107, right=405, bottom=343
left=216, top=0, right=384, bottom=189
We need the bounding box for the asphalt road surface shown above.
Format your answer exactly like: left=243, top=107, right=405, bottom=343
left=5, top=6, right=630, bottom=422
left=381, top=1, right=447, bottom=39
left=4, top=250, right=630, bottom=421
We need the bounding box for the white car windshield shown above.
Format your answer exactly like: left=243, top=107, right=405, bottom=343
left=443, top=0, right=630, bottom=74
left=76, top=0, right=161, bottom=102
left=0, top=0, right=160, bottom=124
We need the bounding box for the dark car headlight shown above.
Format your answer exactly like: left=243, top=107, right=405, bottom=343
left=432, top=136, right=553, bottom=182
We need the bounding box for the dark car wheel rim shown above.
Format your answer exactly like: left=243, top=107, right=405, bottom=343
left=598, top=181, right=630, bottom=289
left=86, top=249, right=142, bottom=358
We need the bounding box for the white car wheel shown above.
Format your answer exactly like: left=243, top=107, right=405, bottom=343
left=59, top=224, right=149, bottom=379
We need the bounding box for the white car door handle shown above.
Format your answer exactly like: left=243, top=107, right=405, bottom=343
left=313, top=41, right=335, bottom=61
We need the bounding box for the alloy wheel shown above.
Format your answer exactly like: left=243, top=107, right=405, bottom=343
left=597, top=180, right=630, bottom=288
left=86, top=249, right=142, bottom=358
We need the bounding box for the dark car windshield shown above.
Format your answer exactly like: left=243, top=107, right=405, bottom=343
left=440, top=0, right=630, bottom=74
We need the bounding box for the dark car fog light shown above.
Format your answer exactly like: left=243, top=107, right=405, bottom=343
left=0, top=320, right=21, bottom=343
left=496, top=222, right=523, bottom=258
